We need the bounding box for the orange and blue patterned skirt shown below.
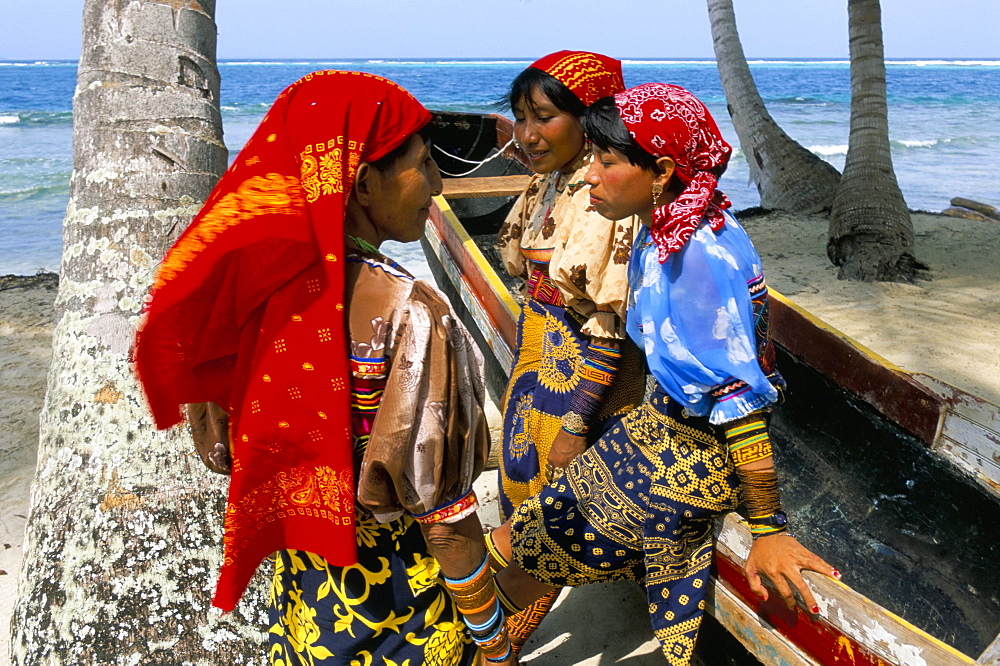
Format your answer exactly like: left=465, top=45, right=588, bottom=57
left=499, top=286, right=643, bottom=520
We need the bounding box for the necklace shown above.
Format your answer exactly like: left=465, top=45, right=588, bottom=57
left=345, top=234, right=380, bottom=255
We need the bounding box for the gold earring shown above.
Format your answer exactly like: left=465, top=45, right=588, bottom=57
left=652, top=182, right=664, bottom=206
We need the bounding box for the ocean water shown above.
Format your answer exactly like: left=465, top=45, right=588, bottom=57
left=1, top=58, right=998, bottom=275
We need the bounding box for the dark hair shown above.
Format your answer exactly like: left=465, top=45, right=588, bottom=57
left=582, top=96, right=660, bottom=172
left=371, top=125, right=431, bottom=173
left=500, top=67, right=586, bottom=118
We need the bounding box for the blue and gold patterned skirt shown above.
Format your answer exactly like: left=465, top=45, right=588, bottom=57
left=268, top=513, right=477, bottom=666
left=499, top=297, right=643, bottom=520
left=509, top=386, right=740, bottom=665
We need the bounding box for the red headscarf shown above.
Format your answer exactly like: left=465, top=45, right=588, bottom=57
left=134, top=70, right=431, bottom=611
left=530, top=50, right=625, bottom=106
left=614, top=83, right=733, bottom=262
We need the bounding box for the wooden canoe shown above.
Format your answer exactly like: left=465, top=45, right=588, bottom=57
left=422, top=111, right=1000, bottom=666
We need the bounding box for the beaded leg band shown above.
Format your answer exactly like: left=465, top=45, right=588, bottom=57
left=506, top=589, right=560, bottom=655
left=485, top=531, right=558, bottom=654
left=486, top=531, right=524, bottom=616
left=443, top=551, right=512, bottom=662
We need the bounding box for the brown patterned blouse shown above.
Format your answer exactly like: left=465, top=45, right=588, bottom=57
left=346, top=252, right=490, bottom=524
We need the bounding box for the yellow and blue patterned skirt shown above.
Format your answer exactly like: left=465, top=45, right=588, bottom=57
left=268, top=513, right=477, bottom=666
left=509, top=385, right=740, bottom=665
left=499, top=297, right=643, bottom=519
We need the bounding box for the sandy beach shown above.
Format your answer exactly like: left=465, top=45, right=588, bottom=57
left=742, top=210, right=1000, bottom=406
left=1, top=208, right=998, bottom=663
left=0, top=273, right=57, bottom=665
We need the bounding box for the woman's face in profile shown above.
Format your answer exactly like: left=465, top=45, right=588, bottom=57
left=512, top=87, right=585, bottom=175
left=367, top=134, right=443, bottom=243
left=585, top=145, right=656, bottom=222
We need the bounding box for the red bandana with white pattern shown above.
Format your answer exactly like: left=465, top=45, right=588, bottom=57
left=614, top=83, right=733, bottom=262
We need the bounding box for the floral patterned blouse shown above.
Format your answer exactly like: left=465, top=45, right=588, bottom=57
left=626, top=212, right=784, bottom=424
left=497, top=154, right=639, bottom=340
left=345, top=252, right=490, bottom=523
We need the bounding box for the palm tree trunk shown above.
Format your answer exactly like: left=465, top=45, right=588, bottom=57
left=827, top=0, right=922, bottom=281
left=708, top=0, right=841, bottom=212
left=10, top=1, right=268, bottom=663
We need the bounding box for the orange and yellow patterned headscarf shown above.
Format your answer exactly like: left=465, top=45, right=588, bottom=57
left=530, top=50, right=626, bottom=106
left=135, top=71, right=431, bottom=611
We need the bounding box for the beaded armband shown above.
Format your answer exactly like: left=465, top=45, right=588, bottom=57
left=565, top=342, right=622, bottom=435
left=443, top=551, right=512, bottom=662
left=724, top=414, right=773, bottom=467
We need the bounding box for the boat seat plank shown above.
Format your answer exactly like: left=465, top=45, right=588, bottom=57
left=442, top=175, right=532, bottom=199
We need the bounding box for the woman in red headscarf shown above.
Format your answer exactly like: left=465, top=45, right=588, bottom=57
left=135, top=71, right=515, bottom=665
left=488, top=84, right=841, bottom=664
left=491, top=50, right=647, bottom=651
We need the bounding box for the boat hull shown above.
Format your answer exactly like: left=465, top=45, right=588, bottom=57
left=421, top=110, right=1000, bottom=665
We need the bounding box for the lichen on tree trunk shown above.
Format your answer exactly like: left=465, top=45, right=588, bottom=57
left=10, top=1, right=269, bottom=663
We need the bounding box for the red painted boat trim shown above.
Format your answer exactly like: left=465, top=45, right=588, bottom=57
left=714, top=552, right=888, bottom=666
left=426, top=205, right=518, bottom=351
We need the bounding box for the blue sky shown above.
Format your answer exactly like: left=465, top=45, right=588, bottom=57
left=3, top=0, right=999, bottom=60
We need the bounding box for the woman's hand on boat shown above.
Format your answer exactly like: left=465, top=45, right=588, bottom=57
left=547, top=429, right=588, bottom=480
left=744, top=533, right=841, bottom=614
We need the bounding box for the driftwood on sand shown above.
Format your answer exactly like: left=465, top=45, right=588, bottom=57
left=942, top=197, right=1000, bottom=222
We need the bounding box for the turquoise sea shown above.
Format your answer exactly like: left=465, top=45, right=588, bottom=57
left=0, top=58, right=998, bottom=275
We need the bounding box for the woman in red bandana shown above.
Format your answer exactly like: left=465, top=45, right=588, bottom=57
left=489, top=84, right=840, bottom=664
left=135, top=71, right=515, bottom=665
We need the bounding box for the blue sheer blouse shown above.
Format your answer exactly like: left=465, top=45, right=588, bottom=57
left=626, top=211, right=784, bottom=424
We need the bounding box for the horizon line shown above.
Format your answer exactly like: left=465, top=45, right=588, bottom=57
left=2, top=56, right=1000, bottom=63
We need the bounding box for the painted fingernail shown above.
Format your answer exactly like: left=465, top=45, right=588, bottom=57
left=811, top=605, right=820, bottom=614
left=832, top=569, right=842, bottom=580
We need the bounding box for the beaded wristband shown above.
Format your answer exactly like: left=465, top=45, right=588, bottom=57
left=747, top=516, right=790, bottom=540
left=737, top=467, right=788, bottom=539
